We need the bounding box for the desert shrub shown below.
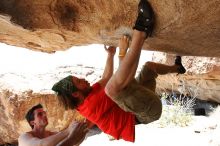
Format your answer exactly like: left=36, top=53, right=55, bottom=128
left=156, top=81, right=198, bottom=127
left=157, top=92, right=195, bottom=127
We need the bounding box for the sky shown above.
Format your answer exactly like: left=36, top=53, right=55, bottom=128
left=0, top=43, right=154, bottom=74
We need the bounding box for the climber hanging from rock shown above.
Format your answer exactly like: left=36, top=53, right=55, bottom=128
left=52, top=0, right=186, bottom=142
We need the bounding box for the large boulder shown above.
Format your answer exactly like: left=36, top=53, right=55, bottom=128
left=0, top=0, right=219, bottom=56
left=152, top=53, right=220, bottom=102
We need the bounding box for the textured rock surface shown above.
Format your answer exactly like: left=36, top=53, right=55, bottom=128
left=0, top=0, right=220, bottom=56
left=153, top=53, right=220, bottom=102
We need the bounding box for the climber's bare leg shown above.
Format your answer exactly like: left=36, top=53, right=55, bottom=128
left=145, top=62, right=180, bottom=75
left=105, top=30, right=146, bottom=97
left=105, top=0, right=155, bottom=98
left=145, top=56, right=186, bottom=75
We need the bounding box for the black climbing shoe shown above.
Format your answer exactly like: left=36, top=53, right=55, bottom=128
left=133, top=0, right=155, bottom=37
left=175, top=56, right=186, bottom=74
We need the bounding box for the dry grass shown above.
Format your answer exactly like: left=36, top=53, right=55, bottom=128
left=156, top=81, right=199, bottom=127
left=157, top=94, right=195, bottom=127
